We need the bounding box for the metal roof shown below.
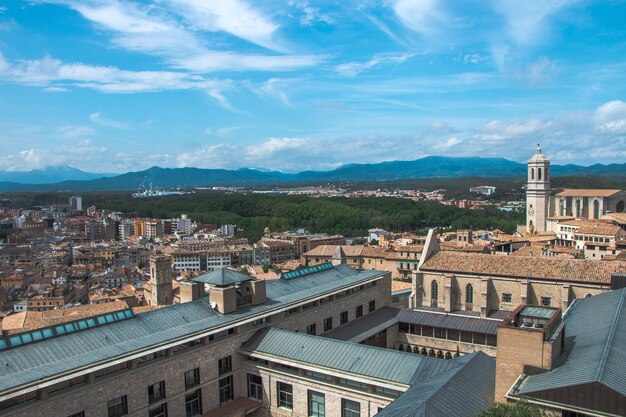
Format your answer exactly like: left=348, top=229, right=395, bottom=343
left=322, top=307, right=401, bottom=342
left=192, top=267, right=252, bottom=286
left=396, top=309, right=502, bottom=335
left=242, top=327, right=495, bottom=417
left=240, top=327, right=459, bottom=385
left=515, top=288, right=626, bottom=397
left=375, top=352, right=496, bottom=417
left=519, top=306, right=557, bottom=320
left=0, top=264, right=385, bottom=394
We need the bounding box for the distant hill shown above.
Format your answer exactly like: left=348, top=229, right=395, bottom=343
left=0, top=166, right=112, bottom=184
left=0, top=157, right=625, bottom=192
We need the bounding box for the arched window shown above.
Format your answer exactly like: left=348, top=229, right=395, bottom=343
left=559, top=199, right=565, bottom=216
left=420, top=348, right=427, bottom=356
left=466, top=284, right=474, bottom=305
left=593, top=199, right=600, bottom=219
left=575, top=199, right=582, bottom=217
left=445, top=352, right=452, bottom=360
left=431, top=280, right=439, bottom=307
left=538, top=168, right=542, bottom=180
left=531, top=168, right=535, bottom=180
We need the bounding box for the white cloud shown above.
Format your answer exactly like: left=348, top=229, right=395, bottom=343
left=433, top=136, right=462, bottom=150
left=463, top=53, right=487, bottom=64
left=393, top=0, right=445, bottom=36
left=0, top=7, right=7, bottom=14
left=42, top=86, right=69, bottom=92
left=289, top=0, right=334, bottom=27
left=166, top=0, right=282, bottom=51
left=257, top=78, right=292, bottom=105
left=89, top=112, right=130, bottom=129
left=58, top=125, right=96, bottom=138
left=42, top=0, right=324, bottom=73
left=0, top=52, right=230, bottom=94
left=494, top=0, right=579, bottom=47
left=594, top=100, right=626, bottom=134
left=0, top=140, right=108, bottom=171
left=528, top=56, right=559, bottom=85
left=336, top=53, right=413, bottom=77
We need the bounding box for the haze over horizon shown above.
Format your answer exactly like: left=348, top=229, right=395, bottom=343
left=1, top=0, right=626, bottom=173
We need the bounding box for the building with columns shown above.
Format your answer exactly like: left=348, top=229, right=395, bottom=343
left=526, top=145, right=626, bottom=233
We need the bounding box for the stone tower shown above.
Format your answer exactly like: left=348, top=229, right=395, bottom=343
left=149, top=255, right=173, bottom=306
left=526, top=144, right=551, bottom=233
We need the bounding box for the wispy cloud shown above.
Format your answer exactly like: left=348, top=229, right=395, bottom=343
left=493, top=0, right=580, bottom=47
left=166, top=0, right=282, bottom=51
left=0, top=52, right=230, bottom=93
left=392, top=0, right=446, bottom=36
left=289, top=0, right=334, bottom=27
left=58, top=124, right=95, bottom=138
left=89, top=112, right=130, bottom=129
left=43, top=0, right=325, bottom=72
left=336, top=53, right=413, bottom=77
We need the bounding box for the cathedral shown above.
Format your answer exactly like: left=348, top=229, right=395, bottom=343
left=526, top=145, right=626, bottom=233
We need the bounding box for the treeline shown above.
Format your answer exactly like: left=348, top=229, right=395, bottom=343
left=76, top=193, right=524, bottom=241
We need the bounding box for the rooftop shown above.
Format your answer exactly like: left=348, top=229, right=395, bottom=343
left=514, top=288, right=626, bottom=398
left=242, top=327, right=495, bottom=417
left=0, top=264, right=385, bottom=395
left=192, top=267, right=252, bottom=286
left=555, top=189, right=622, bottom=197
left=420, top=251, right=626, bottom=283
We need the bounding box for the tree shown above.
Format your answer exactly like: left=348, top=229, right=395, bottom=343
left=476, top=400, right=550, bottom=417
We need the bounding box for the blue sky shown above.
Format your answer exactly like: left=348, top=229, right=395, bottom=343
left=1, top=0, right=626, bottom=173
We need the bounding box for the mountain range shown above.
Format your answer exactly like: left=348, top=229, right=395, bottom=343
left=0, top=156, right=625, bottom=192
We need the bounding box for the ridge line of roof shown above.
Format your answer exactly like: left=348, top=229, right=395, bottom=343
left=595, top=289, right=626, bottom=384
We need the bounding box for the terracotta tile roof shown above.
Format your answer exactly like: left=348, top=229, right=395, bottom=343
left=577, top=223, right=623, bottom=236
left=556, top=189, right=622, bottom=197
left=1, top=301, right=129, bottom=335
left=603, top=213, right=626, bottom=224
left=391, top=280, right=412, bottom=292
left=361, top=246, right=392, bottom=257
left=303, top=245, right=364, bottom=257
left=420, top=251, right=626, bottom=283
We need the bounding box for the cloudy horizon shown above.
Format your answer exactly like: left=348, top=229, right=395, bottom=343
left=1, top=0, right=626, bottom=173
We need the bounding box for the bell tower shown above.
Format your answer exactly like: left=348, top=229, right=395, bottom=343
left=526, top=144, right=551, bottom=233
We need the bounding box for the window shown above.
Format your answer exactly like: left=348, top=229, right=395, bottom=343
left=149, top=403, right=167, bottom=417
left=338, top=378, right=368, bottom=391
left=369, top=300, right=376, bottom=312
left=308, top=390, right=325, bottom=417
left=218, top=356, right=232, bottom=375
left=248, top=374, right=263, bottom=401
left=185, top=389, right=202, bottom=417
left=277, top=382, right=293, bottom=410
left=541, top=297, right=552, bottom=307
left=219, top=376, right=233, bottom=405
left=431, top=280, right=438, bottom=307
left=502, top=293, right=512, bottom=303
left=252, top=317, right=268, bottom=326
left=107, top=395, right=128, bottom=417
left=340, top=311, right=348, bottom=325
left=306, top=323, right=316, bottom=335
left=148, top=381, right=166, bottom=403
left=465, top=284, right=473, bottom=304
left=323, top=317, right=333, bottom=332
left=355, top=305, right=363, bottom=318
left=342, top=399, right=360, bottom=417
left=185, top=368, right=200, bottom=389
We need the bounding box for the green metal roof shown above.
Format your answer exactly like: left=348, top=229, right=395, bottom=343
left=241, top=327, right=495, bottom=417
left=515, top=288, right=626, bottom=397
left=241, top=327, right=458, bottom=385
left=375, top=352, right=495, bottom=417
left=0, top=264, right=384, bottom=395
left=519, top=306, right=557, bottom=320
left=192, top=267, right=252, bottom=286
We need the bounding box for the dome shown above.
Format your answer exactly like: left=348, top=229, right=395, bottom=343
left=528, top=144, right=550, bottom=163
left=263, top=227, right=270, bottom=235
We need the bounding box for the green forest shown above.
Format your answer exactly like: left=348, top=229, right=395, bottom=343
left=56, top=192, right=526, bottom=241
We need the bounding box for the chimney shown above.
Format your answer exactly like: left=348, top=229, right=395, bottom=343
left=179, top=281, right=204, bottom=303
left=209, top=286, right=237, bottom=314
left=250, top=279, right=266, bottom=305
